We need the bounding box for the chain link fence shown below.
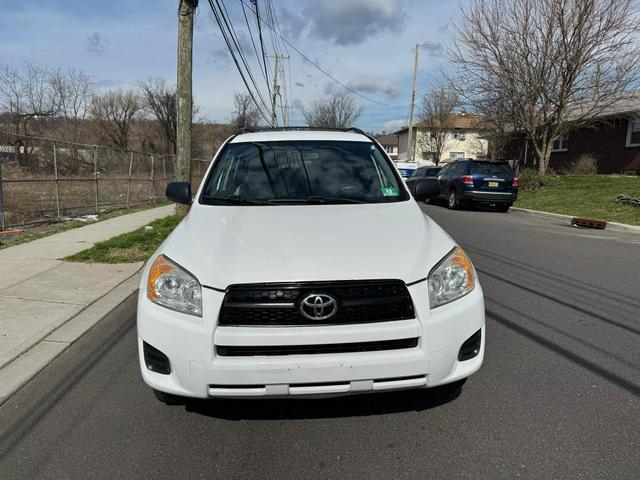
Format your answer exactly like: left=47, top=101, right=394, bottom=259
left=0, top=131, right=209, bottom=228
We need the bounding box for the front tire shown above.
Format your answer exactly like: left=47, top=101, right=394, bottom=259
left=153, top=389, right=184, bottom=405
left=447, top=190, right=458, bottom=210
left=439, top=378, right=467, bottom=395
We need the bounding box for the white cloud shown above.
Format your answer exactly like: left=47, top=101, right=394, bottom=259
left=348, top=77, right=400, bottom=98
left=382, top=118, right=406, bottom=132
left=305, top=0, right=407, bottom=46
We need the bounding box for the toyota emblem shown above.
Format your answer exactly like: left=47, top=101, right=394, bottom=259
left=300, top=293, right=338, bottom=321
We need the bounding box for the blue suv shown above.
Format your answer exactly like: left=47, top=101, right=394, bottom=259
left=435, top=160, right=518, bottom=212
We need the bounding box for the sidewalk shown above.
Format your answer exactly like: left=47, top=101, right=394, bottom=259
left=0, top=204, right=174, bottom=403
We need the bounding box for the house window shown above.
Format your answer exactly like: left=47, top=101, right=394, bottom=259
left=422, top=151, right=435, bottom=161
left=552, top=136, right=568, bottom=152
left=453, top=129, right=466, bottom=141
left=450, top=152, right=465, bottom=160
left=626, top=117, right=640, bottom=147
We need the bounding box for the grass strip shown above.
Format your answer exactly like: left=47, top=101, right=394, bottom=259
left=515, top=175, right=640, bottom=225
left=65, top=215, right=182, bottom=264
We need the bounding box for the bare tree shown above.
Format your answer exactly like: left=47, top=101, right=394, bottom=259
left=139, top=78, right=178, bottom=154
left=303, top=91, right=363, bottom=128
left=90, top=90, right=141, bottom=149
left=0, top=62, right=59, bottom=136
left=471, top=92, right=514, bottom=161
left=415, top=86, right=459, bottom=165
left=50, top=69, right=95, bottom=143
left=451, top=0, right=640, bottom=174
left=230, top=91, right=261, bottom=129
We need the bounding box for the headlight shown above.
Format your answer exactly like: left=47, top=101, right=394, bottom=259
left=428, top=247, right=475, bottom=308
left=147, top=255, right=202, bottom=316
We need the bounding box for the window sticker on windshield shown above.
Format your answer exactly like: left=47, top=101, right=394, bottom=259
left=381, top=187, right=399, bottom=196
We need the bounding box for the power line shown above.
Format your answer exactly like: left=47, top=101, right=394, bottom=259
left=216, top=0, right=270, bottom=109
left=207, top=0, right=273, bottom=124
left=240, top=0, right=270, bottom=95
left=210, top=0, right=272, bottom=118
left=252, top=0, right=271, bottom=96
left=267, top=0, right=292, bottom=123
left=239, top=0, right=410, bottom=108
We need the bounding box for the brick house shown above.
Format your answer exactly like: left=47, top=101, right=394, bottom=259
left=503, top=100, right=640, bottom=174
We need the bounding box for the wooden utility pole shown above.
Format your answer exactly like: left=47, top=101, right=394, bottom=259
left=176, top=0, right=197, bottom=215
left=406, top=44, right=419, bottom=163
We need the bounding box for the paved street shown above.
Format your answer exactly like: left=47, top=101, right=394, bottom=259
left=1, top=204, right=638, bottom=480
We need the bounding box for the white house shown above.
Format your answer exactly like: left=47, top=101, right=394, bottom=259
left=375, top=134, right=399, bottom=160
left=395, top=113, right=489, bottom=163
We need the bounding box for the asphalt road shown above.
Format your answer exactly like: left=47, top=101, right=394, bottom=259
left=1, top=204, right=639, bottom=479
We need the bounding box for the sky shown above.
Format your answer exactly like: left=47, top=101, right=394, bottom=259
left=0, top=0, right=461, bottom=133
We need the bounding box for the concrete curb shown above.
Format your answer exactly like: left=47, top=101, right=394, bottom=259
left=511, top=207, right=640, bottom=234
left=0, top=269, right=141, bottom=405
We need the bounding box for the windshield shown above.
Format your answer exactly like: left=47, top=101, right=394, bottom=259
left=200, top=140, right=409, bottom=205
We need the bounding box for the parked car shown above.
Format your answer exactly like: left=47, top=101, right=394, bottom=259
left=394, top=161, right=419, bottom=179
left=435, top=160, right=518, bottom=212
left=406, top=166, right=442, bottom=196
left=139, top=127, right=485, bottom=404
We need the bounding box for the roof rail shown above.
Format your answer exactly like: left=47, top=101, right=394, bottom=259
left=233, top=126, right=367, bottom=136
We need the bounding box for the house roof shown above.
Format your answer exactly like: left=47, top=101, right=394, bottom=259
left=374, top=134, right=398, bottom=146
left=394, top=113, right=489, bottom=135
left=577, top=95, right=640, bottom=120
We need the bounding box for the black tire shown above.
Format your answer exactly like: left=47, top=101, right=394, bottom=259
left=440, top=378, right=467, bottom=393
left=447, top=190, right=458, bottom=210
left=496, top=203, right=511, bottom=212
left=153, top=389, right=183, bottom=405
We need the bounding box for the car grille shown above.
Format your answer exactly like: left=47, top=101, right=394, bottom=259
left=216, top=337, right=419, bottom=356
left=218, top=280, right=414, bottom=326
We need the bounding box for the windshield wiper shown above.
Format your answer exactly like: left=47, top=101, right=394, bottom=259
left=202, top=195, right=276, bottom=206
left=269, top=196, right=366, bottom=204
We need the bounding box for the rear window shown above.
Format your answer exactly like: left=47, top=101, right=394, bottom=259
left=470, top=162, right=513, bottom=175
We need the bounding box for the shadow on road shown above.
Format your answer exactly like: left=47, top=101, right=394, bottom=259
left=182, top=383, right=463, bottom=420
left=423, top=199, right=505, bottom=213
left=486, top=307, right=640, bottom=397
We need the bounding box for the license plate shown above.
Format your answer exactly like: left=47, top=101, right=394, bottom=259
left=488, top=181, right=499, bottom=187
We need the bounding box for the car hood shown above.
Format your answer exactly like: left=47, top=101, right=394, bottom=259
left=157, top=202, right=455, bottom=289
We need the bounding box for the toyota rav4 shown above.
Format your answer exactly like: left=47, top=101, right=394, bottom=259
left=138, top=127, right=485, bottom=403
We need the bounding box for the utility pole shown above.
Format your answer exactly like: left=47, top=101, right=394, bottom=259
left=176, top=0, right=197, bottom=215
left=406, top=44, right=419, bottom=163
left=270, top=54, right=279, bottom=127
left=268, top=54, right=291, bottom=127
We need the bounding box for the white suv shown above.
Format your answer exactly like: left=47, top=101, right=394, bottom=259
left=137, top=128, right=485, bottom=403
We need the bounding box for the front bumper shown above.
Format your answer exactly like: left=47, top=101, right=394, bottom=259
left=137, top=281, right=485, bottom=399
left=463, top=190, right=517, bottom=203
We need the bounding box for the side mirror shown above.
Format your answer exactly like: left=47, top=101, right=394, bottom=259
left=166, top=182, right=192, bottom=205
left=414, top=178, right=440, bottom=201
